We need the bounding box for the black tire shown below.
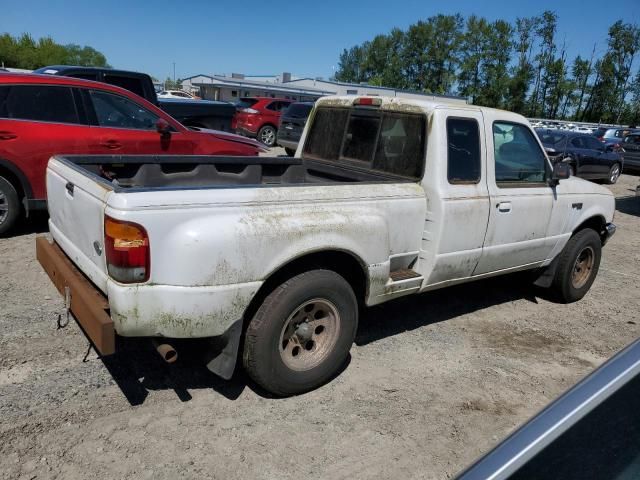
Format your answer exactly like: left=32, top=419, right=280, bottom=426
left=605, top=162, right=621, bottom=184
left=284, top=147, right=296, bottom=157
left=243, top=269, right=358, bottom=396
left=551, top=229, right=602, bottom=303
left=0, top=176, right=21, bottom=236
left=257, top=125, right=277, bottom=147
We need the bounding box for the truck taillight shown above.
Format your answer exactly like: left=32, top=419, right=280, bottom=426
left=104, top=215, right=150, bottom=283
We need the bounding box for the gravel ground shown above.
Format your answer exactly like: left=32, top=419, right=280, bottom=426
left=1, top=166, right=639, bottom=480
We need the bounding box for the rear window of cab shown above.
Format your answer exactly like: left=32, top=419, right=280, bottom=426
left=302, top=106, right=426, bottom=179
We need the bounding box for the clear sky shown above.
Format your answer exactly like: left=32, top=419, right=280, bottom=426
left=2, top=0, right=639, bottom=81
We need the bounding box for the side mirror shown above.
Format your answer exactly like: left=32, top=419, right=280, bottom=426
left=156, top=118, right=171, bottom=137
left=550, top=162, right=570, bottom=186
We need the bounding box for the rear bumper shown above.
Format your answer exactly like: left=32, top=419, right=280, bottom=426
left=36, top=236, right=115, bottom=355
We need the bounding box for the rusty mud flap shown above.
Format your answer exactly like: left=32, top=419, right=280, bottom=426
left=36, top=236, right=115, bottom=356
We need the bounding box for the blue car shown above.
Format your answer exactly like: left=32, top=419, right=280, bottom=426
left=536, top=129, right=624, bottom=184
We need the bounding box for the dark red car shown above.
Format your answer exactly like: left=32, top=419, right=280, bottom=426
left=233, top=97, right=292, bottom=147
left=0, top=73, right=263, bottom=234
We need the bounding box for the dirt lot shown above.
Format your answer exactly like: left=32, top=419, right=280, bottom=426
left=1, top=169, right=639, bottom=480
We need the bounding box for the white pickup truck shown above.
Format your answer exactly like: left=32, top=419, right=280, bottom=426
left=37, top=95, right=616, bottom=396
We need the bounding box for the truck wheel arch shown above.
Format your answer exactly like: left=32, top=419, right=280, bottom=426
left=534, top=214, right=608, bottom=289
left=573, top=215, right=607, bottom=243
left=242, top=249, right=368, bottom=330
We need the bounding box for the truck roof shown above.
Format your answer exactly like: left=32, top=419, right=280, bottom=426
left=316, top=95, right=528, bottom=124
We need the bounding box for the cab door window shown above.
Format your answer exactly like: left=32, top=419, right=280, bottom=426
left=493, top=122, right=547, bottom=185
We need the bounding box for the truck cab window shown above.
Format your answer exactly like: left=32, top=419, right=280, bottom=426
left=447, top=117, right=480, bottom=184
left=341, top=111, right=380, bottom=163
left=89, top=90, right=160, bottom=130
left=303, top=107, right=424, bottom=179
left=494, top=122, right=546, bottom=185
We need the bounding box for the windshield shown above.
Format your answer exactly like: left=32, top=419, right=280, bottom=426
left=536, top=130, right=566, bottom=146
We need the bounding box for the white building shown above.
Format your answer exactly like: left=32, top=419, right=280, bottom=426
left=182, top=72, right=466, bottom=104
left=181, top=73, right=332, bottom=103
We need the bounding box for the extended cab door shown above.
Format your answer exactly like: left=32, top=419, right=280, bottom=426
left=474, top=117, right=555, bottom=275
left=80, top=89, right=194, bottom=155
left=419, top=109, right=491, bottom=285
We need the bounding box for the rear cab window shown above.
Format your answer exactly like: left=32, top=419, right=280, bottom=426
left=302, top=106, right=425, bottom=179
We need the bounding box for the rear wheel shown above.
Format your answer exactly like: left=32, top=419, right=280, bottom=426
left=243, top=270, right=358, bottom=396
left=551, top=229, right=602, bottom=303
left=0, top=176, right=20, bottom=236
left=257, top=125, right=277, bottom=147
left=605, top=162, right=621, bottom=184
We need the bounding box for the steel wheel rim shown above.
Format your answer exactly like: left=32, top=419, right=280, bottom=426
left=571, top=246, right=595, bottom=289
left=260, top=127, right=275, bottom=146
left=610, top=165, right=620, bottom=183
left=0, top=192, right=8, bottom=224
left=278, top=298, right=341, bottom=371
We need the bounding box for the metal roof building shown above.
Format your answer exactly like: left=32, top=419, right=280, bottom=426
left=180, top=74, right=333, bottom=102
left=182, top=72, right=467, bottom=104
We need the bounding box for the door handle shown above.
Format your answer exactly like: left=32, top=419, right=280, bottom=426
left=497, top=201, right=512, bottom=213
left=65, top=182, right=74, bottom=196
left=0, top=131, right=17, bottom=140
left=99, top=139, right=122, bottom=150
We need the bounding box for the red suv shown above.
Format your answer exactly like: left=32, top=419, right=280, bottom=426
left=0, top=73, right=263, bottom=234
left=233, top=97, right=292, bottom=147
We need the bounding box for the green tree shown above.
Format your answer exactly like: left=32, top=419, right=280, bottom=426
left=571, top=49, right=595, bottom=120
left=507, top=16, right=537, bottom=113
left=0, top=32, right=109, bottom=69
left=528, top=11, right=557, bottom=117
left=457, top=15, right=489, bottom=103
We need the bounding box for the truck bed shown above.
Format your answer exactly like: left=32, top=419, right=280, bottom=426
left=57, top=155, right=410, bottom=192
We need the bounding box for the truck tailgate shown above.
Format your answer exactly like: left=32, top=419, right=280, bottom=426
left=46, top=157, right=111, bottom=293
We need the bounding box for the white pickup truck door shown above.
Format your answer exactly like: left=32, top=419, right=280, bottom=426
left=419, top=109, right=491, bottom=286
left=474, top=116, right=556, bottom=275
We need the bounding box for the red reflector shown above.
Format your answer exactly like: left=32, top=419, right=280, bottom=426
left=104, top=215, right=150, bottom=283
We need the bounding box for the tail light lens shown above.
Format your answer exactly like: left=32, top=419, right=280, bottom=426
left=104, top=215, right=150, bottom=283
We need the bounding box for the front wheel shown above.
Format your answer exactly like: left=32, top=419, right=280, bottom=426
left=257, top=125, right=277, bottom=147
left=551, top=229, right=602, bottom=303
left=0, top=176, right=21, bottom=236
left=605, top=163, right=621, bottom=184
left=243, top=270, right=358, bottom=396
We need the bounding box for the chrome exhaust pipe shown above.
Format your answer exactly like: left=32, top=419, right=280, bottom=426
left=152, top=339, right=178, bottom=363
